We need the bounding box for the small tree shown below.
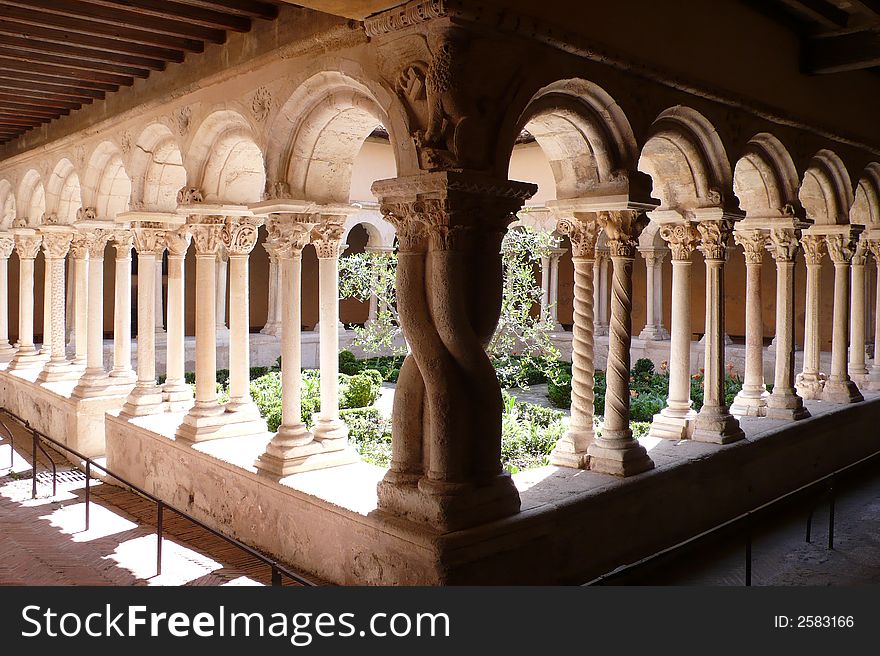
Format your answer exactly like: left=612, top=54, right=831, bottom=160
left=338, top=250, right=405, bottom=355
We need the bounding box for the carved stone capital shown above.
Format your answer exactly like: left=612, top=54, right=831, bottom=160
left=767, top=228, right=800, bottom=263
left=267, top=216, right=312, bottom=259
left=866, top=238, right=880, bottom=263
left=597, top=210, right=643, bottom=258
left=801, top=234, right=827, bottom=265
left=221, top=216, right=263, bottom=256
left=851, top=238, right=868, bottom=267
left=555, top=212, right=600, bottom=259
left=658, top=222, right=700, bottom=261
left=696, top=220, right=734, bottom=261
left=69, top=235, right=89, bottom=260
left=132, top=224, right=169, bottom=255
left=165, top=228, right=192, bottom=257
left=112, top=231, right=134, bottom=257
left=825, top=233, right=857, bottom=264
left=311, top=221, right=346, bottom=259
left=81, top=231, right=110, bottom=259
left=0, top=234, right=15, bottom=259
left=41, top=231, right=73, bottom=259
left=378, top=202, right=428, bottom=252
left=76, top=206, right=98, bottom=222
left=15, top=234, right=42, bottom=260
left=733, top=229, right=767, bottom=265
left=176, top=187, right=204, bottom=205
left=187, top=216, right=225, bottom=255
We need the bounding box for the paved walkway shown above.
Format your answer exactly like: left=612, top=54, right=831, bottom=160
left=0, top=420, right=311, bottom=586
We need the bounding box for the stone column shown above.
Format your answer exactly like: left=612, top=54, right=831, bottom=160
left=109, top=232, right=136, bottom=382
left=9, top=231, right=42, bottom=369
left=65, top=257, right=74, bottom=345
left=36, top=230, right=74, bottom=382
left=256, top=215, right=347, bottom=476
left=373, top=172, right=535, bottom=532
left=120, top=224, right=167, bottom=417
left=548, top=247, right=565, bottom=331
left=311, top=220, right=349, bottom=442
left=69, top=237, right=89, bottom=367
left=154, top=257, right=165, bottom=335
left=638, top=249, right=670, bottom=340
left=162, top=228, right=192, bottom=409
left=176, top=217, right=226, bottom=440
left=796, top=235, right=826, bottom=400
left=867, top=239, right=880, bottom=391
left=215, top=247, right=229, bottom=340
left=649, top=223, right=700, bottom=439
left=539, top=253, right=551, bottom=323
left=594, top=249, right=610, bottom=336
left=260, top=241, right=280, bottom=335
left=731, top=229, right=769, bottom=416
left=849, top=238, right=869, bottom=383
left=692, top=220, right=744, bottom=444
left=589, top=211, right=653, bottom=476
left=549, top=213, right=599, bottom=469
left=39, top=248, right=52, bottom=359
left=0, top=234, right=16, bottom=357
left=72, top=231, right=112, bottom=396
left=766, top=228, right=810, bottom=420
left=222, top=216, right=263, bottom=414
left=821, top=232, right=864, bottom=403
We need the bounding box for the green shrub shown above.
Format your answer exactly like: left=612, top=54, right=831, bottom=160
left=341, top=407, right=391, bottom=467
left=632, top=357, right=655, bottom=379
left=362, top=368, right=384, bottom=389
left=630, top=393, right=664, bottom=422
left=215, top=369, right=230, bottom=387
left=339, top=349, right=360, bottom=375
left=340, top=372, right=380, bottom=409
left=249, top=366, right=269, bottom=380
left=547, top=370, right=572, bottom=409
left=501, top=393, right=566, bottom=473
left=250, top=371, right=283, bottom=431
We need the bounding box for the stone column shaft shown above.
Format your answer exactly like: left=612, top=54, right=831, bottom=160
left=163, top=229, right=191, bottom=409
left=9, top=233, right=42, bottom=369
left=36, top=231, right=74, bottom=382
left=869, top=243, right=880, bottom=390
left=71, top=241, right=89, bottom=366
left=0, top=235, right=15, bottom=356
left=849, top=242, right=868, bottom=382
left=110, top=234, right=135, bottom=380
left=154, top=257, right=165, bottom=334
left=539, top=254, right=551, bottom=323
left=731, top=230, right=768, bottom=416
left=797, top=235, right=827, bottom=400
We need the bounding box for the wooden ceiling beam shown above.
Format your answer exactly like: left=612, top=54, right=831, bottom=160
left=0, top=56, right=134, bottom=86
left=0, top=7, right=204, bottom=53
left=0, top=45, right=150, bottom=79
left=0, top=92, right=83, bottom=109
left=2, top=0, right=227, bottom=45
left=80, top=0, right=253, bottom=32
left=0, top=103, right=67, bottom=118
left=0, top=20, right=187, bottom=62
left=0, top=34, right=166, bottom=71
left=0, top=69, right=118, bottom=93
left=0, top=79, right=103, bottom=101
left=171, top=0, right=280, bottom=20
left=804, top=28, right=880, bottom=72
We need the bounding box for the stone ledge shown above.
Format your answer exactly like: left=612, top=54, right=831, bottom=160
left=104, top=392, right=880, bottom=584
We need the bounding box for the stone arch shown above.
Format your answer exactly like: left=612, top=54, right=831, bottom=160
left=342, top=209, right=396, bottom=249
left=265, top=70, right=400, bottom=204
left=733, top=133, right=801, bottom=219
left=45, top=158, right=82, bottom=224
left=851, top=162, right=880, bottom=227
left=505, top=78, right=642, bottom=202
left=82, top=140, right=132, bottom=221
left=0, top=179, right=15, bottom=230
left=638, top=106, right=733, bottom=214
left=129, top=123, right=187, bottom=212
left=637, top=220, right=669, bottom=249
left=17, top=169, right=46, bottom=227
left=798, top=149, right=854, bottom=225
left=186, top=109, right=265, bottom=204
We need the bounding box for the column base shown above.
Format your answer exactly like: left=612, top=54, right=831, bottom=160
left=820, top=378, right=864, bottom=404
left=108, top=368, right=137, bottom=384
left=0, top=342, right=16, bottom=360
left=376, top=473, right=520, bottom=533
left=8, top=347, right=44, bottom=371
left=259, top=322, right=281, bottom=336
left=71, top=372, right=118, bottom=399
left=548, top=427, right=594, bottom=469
left=730, top=389, right=769, bottom=417
left=766, top=390, right=811, bottom=420
left=699, top=333, right=733, bottom=346
left=692, top=406, right=745, bottom=444
left=175, top=402, right=266, bottom=443
left=849, top=366, right=870, bottom=385
left=587, top=436, right=654, bottom=477
left=795, top=372, right=826, bottom=400
left=594, top=324, right=609, bottom=337
left=648, top=408, right=696, bottom=440
left=867, top=368, right=880, bottom=391
left=311, top=415, right=350, bottom=441
left=638, top=325, right=671, bottom=341
left=120, top=383, right=166, bottom=417
left=162, top=381, right=193, bottom=412
left=36, top=360, right=81, bottom=383
left=256, top=423, right=359, bottom=476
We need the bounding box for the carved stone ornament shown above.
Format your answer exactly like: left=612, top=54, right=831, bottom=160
left=15, top=234, right=42, bottom=260
left=800, top=234, right=827, bottom=265
left=733, top=229, right=767, bottom=264
left=187, top=216, right=226, bottom=255
left=867, top=238, right=880, bottom=263
left=556, top=214, right=600, bottom=259
left=266, top=216, right=312, bottom=258
left=658, top=222, right=700, bottom=261
left=768, top=228, right=799, bottom=263
left=164, top=228, right=192, bottom=257
left=76, top=206, right=98, bottom=222
left=263, top=180, right=291, bottom=201
left=74, top=145, right=86, bottom=168
left=41, top=212, right=59, bottom=226
left=825, top=233, right=857, bottom=264
left=120, top=131, right=132, bottom=155
left=174, top=106, right=192, bottom=136
left=364, top=0, right=447, bottom=37
left=696, top=220, right=734, bottom=261
left=706, top=188, right=724, bottom=206
left=850, top=238, right=868, bottom=267
left=132, top=225, right=168, bottom=255
left=222, top=216, right=263, bottom=256
left=82, top=231, right=110, bottom=259
left=41, top=232, right=73, bottom=259
left=69, top=235, right=89, bottom=260
left=12, top=217, right=26, bottom=229
left=112, top=231, right=135, bottom=255
left=176, top=187, right=204, bottom=205
left=311, top=222, right=346, bottom=259
left=251, top=86, right=273, bottom=123
left=0, top=235, right=15, bottom=259
left=598, top=210, right=642, bottom=258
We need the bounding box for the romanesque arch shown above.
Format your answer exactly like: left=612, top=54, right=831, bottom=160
left=851, top=162, right=880, bottom=227
left=45, top=159, right=83, bottom=225
left=0, top=180, right=15, bottom=230
left=799, top=149, right=854, bottom=225
left=128, top=123, right=187, bottom=212
left=17, top=170, right=46, bottom=227
left=81, top=141, right=132, bottom=221
left=733, top=133, right=801, bottom=219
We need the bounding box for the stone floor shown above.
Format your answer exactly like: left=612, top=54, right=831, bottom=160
left=0, top=419, right=312, bottom=586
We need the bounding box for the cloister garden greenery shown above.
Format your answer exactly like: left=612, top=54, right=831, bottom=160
left=177, top=225, right=745, bottom=474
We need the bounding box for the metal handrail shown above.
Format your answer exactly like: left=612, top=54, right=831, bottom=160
left=0, top=407, right=317, bottom=587
left=584, top=448, right=880, bottom=586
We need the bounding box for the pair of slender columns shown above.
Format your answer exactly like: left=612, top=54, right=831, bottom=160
left=539, top=248, right=565, bottom=331
left=8, top=231, right=43, bottom=370
left=867, top=239, right=880, bottom=390
left=593, top=250, right=610, bottom=336
left=257, top=214, right=355, bottom=476
left=0, top=234, right=16, bottom=357
left=548, top=209, right=653, bottom=476
left=260, top=242, right=281, bottom=335
left=849, top=239, right=869, bottom=384
left=638, top=248, right=670, bottom=340
left=35, top=229, right=74, bottom=382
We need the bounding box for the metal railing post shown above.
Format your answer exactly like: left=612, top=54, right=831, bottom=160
left=272, top=565, right=281, bottom=586
left=84, top=460, right=91, bottom=532
left=157, top=501, right=164, bottom=577
left=30, top=427, right=36, bottom=500
left=745, top=519, right=752, bottom=587
left=828, top=483, right=835, bottom=550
